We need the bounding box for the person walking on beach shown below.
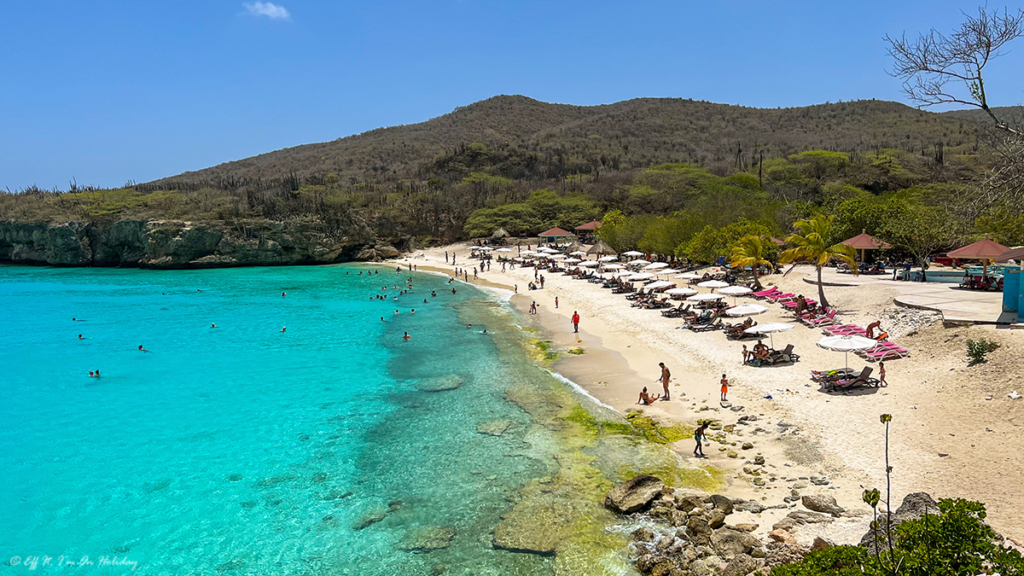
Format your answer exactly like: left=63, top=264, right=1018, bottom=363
left=693, top=422, right=709, bottom=457
left=658, top=362, right=671, bottom=401
left=571, top=311, right=580, bottom=333
left=514, top=284, right=518, bottom=294
left=540, top=275, right=545, bottom=289
left=879, top=361, right=887, bottom=387
left=555, top=296, right=559, bottom=309
left=445, top=251, right=449, bottom=263
left=720, top=374, right=729, bottom=402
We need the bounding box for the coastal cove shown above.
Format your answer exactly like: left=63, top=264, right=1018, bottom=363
left=1, top=263, right=711, bottom=575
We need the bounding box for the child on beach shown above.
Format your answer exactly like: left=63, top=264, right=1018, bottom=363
left=693, top=422, right=709, bottom=457
left=720, top=374, right=729, bottom=402
left=879, top=362, right=887, bottom=386
left=741, top=345, right=749, bottom=364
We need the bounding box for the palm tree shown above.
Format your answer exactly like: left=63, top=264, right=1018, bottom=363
left=730, top=235, right=774, bottom=289
left=779, top=214, right=857, bottom=309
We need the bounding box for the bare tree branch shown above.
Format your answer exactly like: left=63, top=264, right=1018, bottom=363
left=885, top=7, right=1024, bottom=134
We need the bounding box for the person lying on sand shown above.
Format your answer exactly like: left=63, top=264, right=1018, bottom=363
left=637, top=387, right=661, bottom=405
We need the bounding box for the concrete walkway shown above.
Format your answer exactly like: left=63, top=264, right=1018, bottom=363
left=804, top=267, right=1013, bottom=325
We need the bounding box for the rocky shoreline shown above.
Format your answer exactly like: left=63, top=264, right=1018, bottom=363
left=602, top=474, right=1024, bottom=576
left=0, top=219, right=413, bottom=268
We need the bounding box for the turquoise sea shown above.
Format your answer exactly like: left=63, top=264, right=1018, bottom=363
left=0, top=264, right=639, bottom=575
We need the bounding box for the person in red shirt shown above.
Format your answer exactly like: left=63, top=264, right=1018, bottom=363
left=571, top=311, right=580, bottom=333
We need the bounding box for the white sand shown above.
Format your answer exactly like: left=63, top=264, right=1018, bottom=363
left=401, top=243, right=1024, bottom=542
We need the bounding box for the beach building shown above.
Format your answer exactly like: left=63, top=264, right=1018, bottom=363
left=539, top=227, right=575, bottom=246
left=575, top=220, right=602, bottom=242
left=997, top=247, right=1024, bottom=322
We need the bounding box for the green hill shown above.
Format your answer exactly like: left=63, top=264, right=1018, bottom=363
left=154, top=95, right=986, bottom=188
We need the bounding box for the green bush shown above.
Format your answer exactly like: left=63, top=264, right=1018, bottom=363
left=966, top=338, right=1000, bottom=364
left=770, top=499, right=1024, bottom=576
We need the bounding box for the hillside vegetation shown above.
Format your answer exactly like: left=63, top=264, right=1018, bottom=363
left=153, top=95, right=985, bottom=187
left=2, top=95, right=1016, bottom=264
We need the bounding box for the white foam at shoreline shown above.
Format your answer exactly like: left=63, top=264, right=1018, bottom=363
left=546, top=368, right=620, bottom=414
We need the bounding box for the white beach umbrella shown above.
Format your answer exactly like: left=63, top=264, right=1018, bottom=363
left=719, top=285, right=753, bottom=304
left=643, top=262, right=669, bottom=270
left=599, top=256, right=618, bottom=262
left=622, top=250, right=644, bottom=257
left=570, top=251, right=587, bottom=256
left=686, top=293, right=723, bottom=302
left=719, top=286, right=752, bottom=296
left=697, top=280, right=730, bottom=290
left=627, top=259, right=650, bottom=266
left=563, top=258, right=581, bottom=264
left=602, top=264, right=625, bottom=270
left=666, top=287, right=697, bottom=297
left=675, top=273, right=703, bottom=280
left=539, top=246, right=557, bottom=252
left=613, top=271, right=634, bottom=278
left=745, top=322, right=794, bottom=348
left=578, top=260, right=599, bottom=267
left=817, top=334, right=878, bottom=372
left=656, top=268, right=681, bottom=275
left=495, top=248, right=512, bottom=252
left=726, top=304, right=768, bottom=317
left=549, top=254, right=567, bottom=260
left=627, top=273, right=655, bottom=281
left=645, top=280, right=675, bottom=290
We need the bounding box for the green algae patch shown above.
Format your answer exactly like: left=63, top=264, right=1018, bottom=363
left=527, top=338, right=560, bottom=364
left=566, top=347, right=586, bottom=355
left=618, top=462, right=725, bottom=493
left=623, top=410, right=694, bottom=444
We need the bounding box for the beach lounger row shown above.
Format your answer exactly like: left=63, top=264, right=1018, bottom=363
left=857, top=342, right=910, bottom=362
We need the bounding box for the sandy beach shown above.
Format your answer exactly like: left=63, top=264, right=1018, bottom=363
left=399, top=242, right=1024, bottom=544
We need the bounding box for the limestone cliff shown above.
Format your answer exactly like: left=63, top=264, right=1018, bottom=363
left=0, top=218, right=406, bottom=268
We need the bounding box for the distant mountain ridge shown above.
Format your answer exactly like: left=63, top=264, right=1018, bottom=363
left=154, top=95, right=993, bottom=186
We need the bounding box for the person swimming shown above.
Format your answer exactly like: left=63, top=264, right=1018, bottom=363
left=211, top=323, right=216, bottom=328
left=403, top=331, right=411, bottom=340
left=282, top=292, right=287, bottom=297
left=410, top=309, right=415, bottom=314
left=431, top=291, right=436, bottom=297
left=78, top=334, right=83, bottom=340
left=138, top=345, right=149, bottom=352
left=89, top=370, right=94, bottom=377
left=395, top=309, right=400, bottom=315
left=280, top=327, right=287, bottom=333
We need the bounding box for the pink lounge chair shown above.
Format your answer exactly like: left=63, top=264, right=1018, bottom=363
left=803, top=309, right=838, bottom=326
left=752, top=287, right=780, bottom=299
left=766, top=292, right=796, bottom=302
left=857, top=344, right=910, bottom=362
left=823, top=324, right=864, bottom=335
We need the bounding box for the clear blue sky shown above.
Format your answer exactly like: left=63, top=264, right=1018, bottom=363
left=2, top=1, right=1022, bottom=190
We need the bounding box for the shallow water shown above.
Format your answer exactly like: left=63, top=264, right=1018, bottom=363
left=0, top=264, right=602, bottom=575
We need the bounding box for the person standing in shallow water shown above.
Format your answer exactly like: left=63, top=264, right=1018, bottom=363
left=658, top=362, right=671, bottom=401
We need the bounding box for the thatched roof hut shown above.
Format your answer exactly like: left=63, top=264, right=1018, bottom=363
left=587, top=240, right=616, bottom=256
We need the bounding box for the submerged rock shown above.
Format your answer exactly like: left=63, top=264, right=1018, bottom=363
left=476, top=420, right=513, bottom=436
left=353, top=510, right=388, bottom=530
left=604, top=475, right=666, bottom=514
left=399, top=526, right=457, bottom=552
left=415, top=375, right=463, bottom=392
